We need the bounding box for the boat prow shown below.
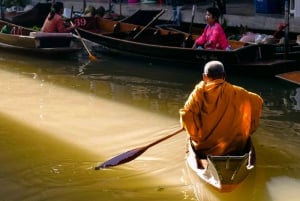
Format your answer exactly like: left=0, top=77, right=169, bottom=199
left=276, top=71, right=300, bottom=85
left=186, top=138, right=256, bottom=192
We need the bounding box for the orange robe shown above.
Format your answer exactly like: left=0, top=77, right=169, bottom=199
left=180, top=79, right=263, bottom=156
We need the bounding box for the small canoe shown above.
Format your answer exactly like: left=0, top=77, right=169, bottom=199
left=186, top=138, right=256, bottom=192
left=0, top=20, right=82, bottom=56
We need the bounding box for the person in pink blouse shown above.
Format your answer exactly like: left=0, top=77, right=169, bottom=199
left=41, top=2, right=75, bottom=33
left=192, top=7, right=230, bottom=50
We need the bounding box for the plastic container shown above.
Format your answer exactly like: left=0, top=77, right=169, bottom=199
left=128, top=0, right=139, bottom=3
left=255, top=0, right=282, bottom=14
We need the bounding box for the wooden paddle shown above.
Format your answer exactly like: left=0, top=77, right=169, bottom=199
left=189, top=4, right=196, bottom=34
left=70, top=21, right=97, bottom=61
left=95, top=128, right=184, bottom=170
left=132, top=9, right=165, bottom=40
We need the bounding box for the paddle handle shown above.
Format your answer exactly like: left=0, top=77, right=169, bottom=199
left=145, top=128, right=184, bottom=148
left=133, top=9, right=165, bottom=40
left=70, top=21, right=93, bottom=56
left=189, top=4, right=196, bottom=34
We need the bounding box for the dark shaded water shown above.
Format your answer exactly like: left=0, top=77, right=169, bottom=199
left=0, top=48, right=299, bottom=201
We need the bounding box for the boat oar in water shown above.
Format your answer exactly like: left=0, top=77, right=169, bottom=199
left=95, top=128, right=184, bottom=170
left=70, top=21, right=97, bottom=61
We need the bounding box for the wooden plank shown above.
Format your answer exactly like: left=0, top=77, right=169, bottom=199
left=276, top=71, right=300, bottom=85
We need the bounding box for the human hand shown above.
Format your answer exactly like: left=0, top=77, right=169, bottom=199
left=204, top=41, right=212, bottom=48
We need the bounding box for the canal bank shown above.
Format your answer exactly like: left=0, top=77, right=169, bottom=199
left=56, top=0, right=300, bottom=36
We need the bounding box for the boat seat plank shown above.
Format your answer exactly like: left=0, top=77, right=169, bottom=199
left=207, top=154, right=250, bottom=184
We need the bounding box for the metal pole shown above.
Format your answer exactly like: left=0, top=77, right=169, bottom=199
left=284, top=0, right=290, bottom=59
left=83, top=0, right=86, bottom=12
left=0, top=0, right=3, bottom=19
left=119, top=0, right=122, bottom=16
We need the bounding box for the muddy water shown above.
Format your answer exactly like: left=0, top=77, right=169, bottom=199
left=0, top=49, right=299, bottom=201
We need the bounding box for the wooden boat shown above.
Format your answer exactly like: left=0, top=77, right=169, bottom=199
left=0, top=20, right=82, bottom=56
left=1, top=2, right=52, bottom=28
left=186, top=138, right=255, bottom=192
left=276, top=71, right=300, bottom=85
left=72, top=16, right=298, bottom=76
left=122, top=9, right=300, bottom=67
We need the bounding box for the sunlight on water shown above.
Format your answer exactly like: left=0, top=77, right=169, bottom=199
left=0, top=68, right=195, bottom=201
left=0, top=68, right=178, bottom=156
left=267, top=176, right=300, bottom=201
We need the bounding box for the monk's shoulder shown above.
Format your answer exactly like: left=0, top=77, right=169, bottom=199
left=231, top=83, right=263, bottom=103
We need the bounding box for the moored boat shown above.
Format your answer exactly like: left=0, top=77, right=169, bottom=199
left=122, top=9, right=300, bottom=68
left=186, top=138, right=255, bottom=192
left=1, top=2, right=52, bottom=28
left=72, top=16, right=298, bottom=76
left=0, top=20, right=82, bottom=56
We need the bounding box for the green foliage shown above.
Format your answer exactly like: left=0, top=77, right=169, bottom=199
left=32, top=26, right=41, bottom=31
left=0, top=25, right=11, bottom=34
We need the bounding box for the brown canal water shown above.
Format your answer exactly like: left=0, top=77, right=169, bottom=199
left=0, top=49, right=299, bottom=201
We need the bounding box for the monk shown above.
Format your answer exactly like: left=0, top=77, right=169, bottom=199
left=180, top=61, right=263, bottom=167
left=41, top=2, right=74, bottom=33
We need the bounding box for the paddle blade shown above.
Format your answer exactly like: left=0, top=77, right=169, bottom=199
left=95, top=146, right=148, bottom=170
left=89, top=54, right=98, bottom=61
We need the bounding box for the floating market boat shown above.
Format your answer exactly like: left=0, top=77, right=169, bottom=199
left=72, top=16, right=298, bottom=76
left=0, top=19, right=82, bottom=56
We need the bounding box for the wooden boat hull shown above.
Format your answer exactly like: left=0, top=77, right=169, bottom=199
left=0, top=20, right=82, bottom=55
left=74, top=18, right=253, bottom=66
left=186, top=138, right=255, bottom=192
left=84, top=32, right=255, bottom=65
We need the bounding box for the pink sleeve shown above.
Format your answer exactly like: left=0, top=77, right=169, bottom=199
left=209, top=23, right=226, bottom=47
left=195, top=26, right=208, bottom=46
left=209, top=24, right=221, bottom=44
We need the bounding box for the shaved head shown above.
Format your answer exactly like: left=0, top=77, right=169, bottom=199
left=203, top=61, right=225, bottom=79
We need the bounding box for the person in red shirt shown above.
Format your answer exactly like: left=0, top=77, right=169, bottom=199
left=41, top=2, right=74, bottom=33
left=192, top=7, right=230, bottom=50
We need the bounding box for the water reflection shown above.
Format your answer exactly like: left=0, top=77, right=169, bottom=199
left=0, top=49, right=299, bottom=201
